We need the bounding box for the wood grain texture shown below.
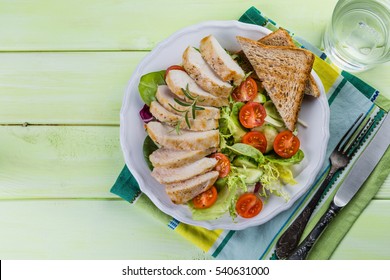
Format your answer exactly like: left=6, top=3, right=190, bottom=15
left=0, top=126, right=122, bottom=199
left=0, top=52, right=145, bottom=125
left=331, top=200, right=390, bottom=260
left=0, top=0, right=260, bottom=51
left=0, top=199, right=210, bottom=259
left=0, top=198, right=387, bottom=259
left=0, top=0, right=389, bottom=260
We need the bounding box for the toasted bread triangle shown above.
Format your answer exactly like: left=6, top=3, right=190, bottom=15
left=259, top=29, right=320, bottom=98
left=259, top=28, right=295, bottom=47
left=236, top=36, right=314, bottom=131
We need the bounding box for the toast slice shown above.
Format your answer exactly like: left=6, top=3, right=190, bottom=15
left=258, top=28, right=295, bottom=47
left=237, top=36, right=314, bottom=131
left=259, top=29, right=320, bottom=98
left=238, top=29, right=320, bottom=98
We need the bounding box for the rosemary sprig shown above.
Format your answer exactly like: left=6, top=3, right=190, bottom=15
left=168, top=84, right=205, bottom=130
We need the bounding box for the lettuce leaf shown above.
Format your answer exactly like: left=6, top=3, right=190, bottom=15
left=264, top=150, right=305, bottom=166
left=143, top=136, right=159, bottom=170
left=275, top=164, right=297, bottom=185
left=190, top=169, right=247, bottom=221
left=227, top=143, right=264, bottom=164
left=138, top=70, right=166, bottom=106
left=219, top=102, right=247, bottom=145
left=258, top=162, right=290, bottom=201
left=190, top=184, right=235, bottom=221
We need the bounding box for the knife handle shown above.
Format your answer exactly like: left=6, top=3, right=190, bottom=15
left=287, top=201, right=342, bottom=260
left=275, top=170, right=337, bottom=259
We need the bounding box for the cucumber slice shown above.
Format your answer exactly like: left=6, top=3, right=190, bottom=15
left=253, top=92, right=267, bottom=103
left=264, top=115, right=284, bottom=128
left=236, top=167, right=263, bottom=184
left=232, top=155, right=258, bottom=168
left=253, top=124, right=279, bottom=153
left=264, top=101, right=282, bottom=120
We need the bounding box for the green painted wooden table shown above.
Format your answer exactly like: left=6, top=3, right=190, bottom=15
left=1, top=0, right=389, bottom=259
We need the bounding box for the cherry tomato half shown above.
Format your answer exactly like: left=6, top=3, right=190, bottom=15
left=235, top=193, right=263, bottom=218
left=232, top=77, right=258, bottom=102
left=239, top=102, right=267, bottom=128
left=164, top=65, right=185, bottom=80
left=192, top=186, right=218, bottom=209
left=210, top=153, right=230, bottom=178
left=242, top=131, right=267, bottom=154
left=273, top=130, right=300, bottom=158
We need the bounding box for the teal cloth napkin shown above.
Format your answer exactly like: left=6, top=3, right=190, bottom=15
left=111, top=6, right=390, bottom=259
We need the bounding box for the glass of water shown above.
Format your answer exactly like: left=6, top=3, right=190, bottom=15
left=323, top=0, right=390, bottom=72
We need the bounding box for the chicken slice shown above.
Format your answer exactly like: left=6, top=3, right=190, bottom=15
left=165, top=70, right=228, bottom=108
left=149, top=148, right=216, bottom=168
left=156, top=85, right=220, bottom=120
left=165, top=171, right=219, bottom=204
left=182, top=46, right=233, bottom=97
left=151, top=157, right=217, bottom=184
left=149, top=101, right=218, bottom=131
left=146, top=121, right=219, bottom=151
left=200, top=35, right=245, bottom=86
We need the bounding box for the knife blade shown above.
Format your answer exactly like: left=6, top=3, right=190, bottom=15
left=288, top=113, right=390, bottom=260
left=334, top=113, right=390, bottom=207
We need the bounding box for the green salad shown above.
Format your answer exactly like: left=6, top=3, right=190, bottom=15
left=139, top=69, right=304, bottom=220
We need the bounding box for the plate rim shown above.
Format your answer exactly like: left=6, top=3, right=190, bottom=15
left=120, top=20, right=330, bottom=230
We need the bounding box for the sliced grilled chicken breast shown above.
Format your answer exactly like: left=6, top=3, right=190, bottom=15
left=156, top=85, right=220, bottom=120
left=149, top=148, right=216, bottom=168
left=165, top=171, right=219, bottom=204
left=200, top=35, right=245, bottom=86
left=182, top=46, right=233, bottom=97
left=151, top=157, right=217, bottom=184
left=146, top=121, right=219, bottom=151
left=149, top=101, right=218, bottom=131
left=165, top=70, right=228, bottom=108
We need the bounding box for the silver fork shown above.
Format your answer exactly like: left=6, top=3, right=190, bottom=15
left=275, top=113, right=374, bottom=259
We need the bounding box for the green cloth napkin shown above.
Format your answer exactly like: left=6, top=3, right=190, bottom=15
left=111, top=6, right=390, bottom=259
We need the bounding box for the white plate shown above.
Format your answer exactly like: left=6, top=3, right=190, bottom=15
left=120, top=20, right=330, bottom=230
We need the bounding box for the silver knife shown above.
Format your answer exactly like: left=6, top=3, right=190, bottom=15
left=288, top=113, right=390, bottom=260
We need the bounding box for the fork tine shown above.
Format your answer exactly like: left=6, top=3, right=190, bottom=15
left=336, top=113, right=364, bottom=151
left=345, top=117, right=375, bottom=156
left=340, top=114, right=370, bottom=154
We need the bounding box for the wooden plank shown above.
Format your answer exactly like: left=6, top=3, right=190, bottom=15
left=0, top=198, right=388, bottom=259
left=0, top=199, right=210, bottom=259
left=0, top=0, right=337, bottom=51
left=331, top=200, right=390, bottom=259
left=0, top=126, right=389, bottom=200
left=1, top=51, right=389, bottom=126
left=0, top=126, right=123, bottom=199
left=0, top=52, right=145, bottom=125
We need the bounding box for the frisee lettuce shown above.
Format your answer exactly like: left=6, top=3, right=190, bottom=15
left=219, top=102, right=247, bottom=146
